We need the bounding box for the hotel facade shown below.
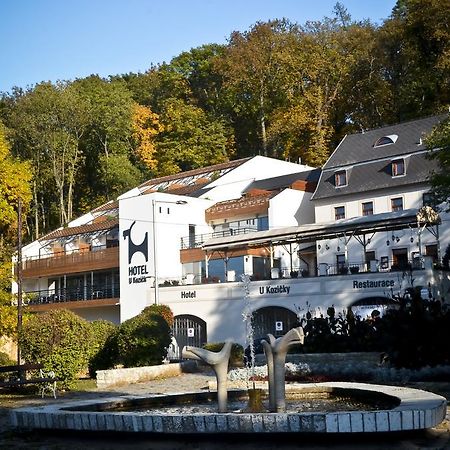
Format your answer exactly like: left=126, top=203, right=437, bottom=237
left=16, top=115, right=450, bottom=355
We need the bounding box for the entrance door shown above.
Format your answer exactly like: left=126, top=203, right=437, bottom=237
left=171, top=315, right=207, bottom=361
left=251, top=307, right=298, bottom=341
left=392, top=248, right=408, bottom=270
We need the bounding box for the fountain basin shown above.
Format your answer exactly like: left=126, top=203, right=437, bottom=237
left=10, top=382, right=447, bottom=434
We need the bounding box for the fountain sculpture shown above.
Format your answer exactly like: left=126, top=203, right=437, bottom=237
left=182, top=341, right=232, bottom=413
left=262, top=327, right=305, bottom=412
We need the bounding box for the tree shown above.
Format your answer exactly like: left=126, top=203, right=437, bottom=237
left=377, top=0, right=450, bottom=122
left=4, top=82, right=88, bottom=230
left=131, top=104, right=162, bottom=172
left=427, top=116, right=450, bottom=209
left=0, top=121, right=32, bottom=336
left=155, top=98, right=232, bottom=175
left=74, top=76, right=139, bottom=204
left=217, top=20, right=297, bottom=157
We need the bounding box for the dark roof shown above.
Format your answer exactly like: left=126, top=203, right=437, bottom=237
left=313, top=152, right=439, bottom=200
left=324, top=114, right=447, bottom=169
left=245, top=168, right=321, bottom=192
left=40, top=218, right=119, bottom=241
left=313, top=115, right=447, bottom=200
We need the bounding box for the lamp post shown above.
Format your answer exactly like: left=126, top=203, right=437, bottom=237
left=151, top=199, right=187, bottom=305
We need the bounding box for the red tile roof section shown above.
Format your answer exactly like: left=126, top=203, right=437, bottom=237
left=138, top=158, right=251, bottom=189
left=39, top=218, right=119, bottom=241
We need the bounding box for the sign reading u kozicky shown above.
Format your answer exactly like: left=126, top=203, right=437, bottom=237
left=123, top=221, right=150, bottom=284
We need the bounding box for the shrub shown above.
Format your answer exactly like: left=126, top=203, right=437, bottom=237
left=87, top=320, right=118, bottom=377
left=202, top=342, right=244, bottom=367
left=19, top=309, right=92, bottom=388
left=115, top=306, right=172, bottom=367
left=144, top=304, right=174, bottom=327
left=0, top=351, right=15, bottom=381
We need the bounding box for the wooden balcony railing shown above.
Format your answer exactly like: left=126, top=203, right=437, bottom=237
left=21, top=246, right=119, bottom=278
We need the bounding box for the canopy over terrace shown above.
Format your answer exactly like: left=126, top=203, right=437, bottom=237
left=202, top=208, right=440, bottom=273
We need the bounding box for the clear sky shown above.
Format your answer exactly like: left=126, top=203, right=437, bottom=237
left=0, top=0, right=397, bottom=93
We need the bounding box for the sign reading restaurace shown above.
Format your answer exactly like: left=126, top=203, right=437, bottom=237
left=352, top=279, right=395, bottom=289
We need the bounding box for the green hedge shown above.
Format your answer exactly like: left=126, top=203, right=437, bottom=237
left=19, top=309, right=92, bottom=388
left=89, top=305, right=173, bottom=373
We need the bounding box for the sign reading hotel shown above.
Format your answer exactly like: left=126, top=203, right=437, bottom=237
left=123, top=221, right=150, bottom=284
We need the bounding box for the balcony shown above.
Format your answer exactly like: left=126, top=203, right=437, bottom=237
left=172, top=258, right=433, bottom=286
left=24, top=285, right=120, bottom=311
left=21, top=245, right=119, bottom=278
left=181, top=227, right=257, bottom=249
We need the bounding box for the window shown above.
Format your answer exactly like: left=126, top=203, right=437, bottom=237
left=336, top=254, right=347, bottom=274
left=365, top=251, right=376, bottom=265
left=362, top=201, right=374, bottom=216
left=422, top=192, right=435, bottom=207
left=392, top=159, right=405, bottom=177
left=334, top=170, right=347, bottom=187
left=335, top=206, right=345, bottom=220
left=374, top=134, right=398, bottom=147
left=425, top=244, right=438, bottom=262
left=391, top=197, right=403, bottom=212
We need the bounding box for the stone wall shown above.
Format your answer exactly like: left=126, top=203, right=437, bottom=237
left=96, top=362, right=186, bottom=388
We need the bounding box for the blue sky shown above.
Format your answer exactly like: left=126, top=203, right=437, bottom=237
left=0, top=0, right=397, bottom=93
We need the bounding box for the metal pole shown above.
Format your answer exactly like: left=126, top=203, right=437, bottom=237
left=17, top=198, right=23, bottom=369
left=152, top=199, right=159, bottom=305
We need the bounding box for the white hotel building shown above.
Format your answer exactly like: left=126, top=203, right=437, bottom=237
left=17, top=115, right=450, bottom=354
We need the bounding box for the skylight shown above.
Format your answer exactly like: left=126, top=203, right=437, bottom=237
left=374, top=134, right=398, bottom=147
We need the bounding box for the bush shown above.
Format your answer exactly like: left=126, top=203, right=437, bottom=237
left=19, top=309, right=92, bottom=388
left=115, top=306, right=172, bottom=368
left=0, top=351, right=15, bottom=381
left=202, top=342, right=244, bottom=367
left=87, top=320, right=118, bottom=377
left=144, top=304, right=174, bottom=327
left=88, top=305, right=174, bottom=373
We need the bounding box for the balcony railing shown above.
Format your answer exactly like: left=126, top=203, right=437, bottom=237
left=170, top=258, right=431, bottom=286
left=24, top=285, right=120, bottom=306
left=181, top=227, right=257, bottom=249
left=21, top=244, right=119, bottom=277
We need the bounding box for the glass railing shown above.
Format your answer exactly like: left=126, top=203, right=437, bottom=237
left=24, top=285, right=120, bottom=305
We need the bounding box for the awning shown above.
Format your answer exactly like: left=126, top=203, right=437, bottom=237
left=202, top=209, right=424, bottom=251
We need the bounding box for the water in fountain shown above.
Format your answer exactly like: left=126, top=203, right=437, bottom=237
left=241, top=273, right=255, bottom=389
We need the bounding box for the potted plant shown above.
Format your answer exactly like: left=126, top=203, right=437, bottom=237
left=338, top=265, right=348, bottom=275
left=290, top=270, right=299, bottom=278
left=350, top=266, right=360, bottom=274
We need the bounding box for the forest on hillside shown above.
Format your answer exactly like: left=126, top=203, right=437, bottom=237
left=0, top=0, right=449, bottom=243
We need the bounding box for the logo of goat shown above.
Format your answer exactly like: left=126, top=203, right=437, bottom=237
left=123, top=221, right=149, bottom=264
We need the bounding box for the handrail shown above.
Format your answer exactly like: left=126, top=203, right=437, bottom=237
left=24, top=285, right=120, bottom=305
left=180, top=227, right=258, bottom=249
left=22, top=242, right=119, bottom=263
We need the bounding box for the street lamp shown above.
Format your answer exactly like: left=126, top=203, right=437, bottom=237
left=152, top=199, right=187, bottom=305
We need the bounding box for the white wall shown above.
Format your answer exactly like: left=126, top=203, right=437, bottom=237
left=269, top=189, right=315, bottom=229
left=202, top=156, right=314, bottom=203
left=119, top=192, right=213, bottom=322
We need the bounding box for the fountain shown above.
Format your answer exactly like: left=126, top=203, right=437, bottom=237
left=8, top=279, right=448, bottom=434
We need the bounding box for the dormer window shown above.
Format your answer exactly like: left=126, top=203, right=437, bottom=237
left=334, top=170, right=347, bottom=187
left=374, top=134, right=398, bottom=147
left=391, top=159, right=405, bottom=177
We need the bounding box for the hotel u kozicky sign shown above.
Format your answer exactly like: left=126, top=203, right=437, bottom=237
left=123, top=221, right=150, bottom=284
